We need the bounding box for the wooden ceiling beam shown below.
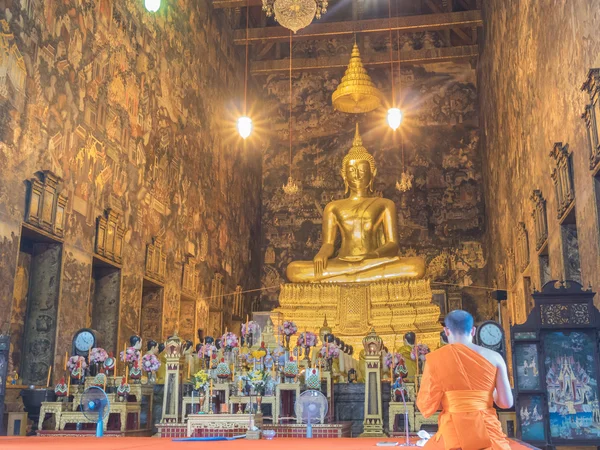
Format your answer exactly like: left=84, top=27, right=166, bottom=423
left=213, top=0, right=263, bottom=8
left=233, top=10, right=482, bottom=44
left=250, top=44, right=478, bottom=73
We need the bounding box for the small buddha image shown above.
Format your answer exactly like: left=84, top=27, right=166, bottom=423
left=286, top=124, right=425, bottom=283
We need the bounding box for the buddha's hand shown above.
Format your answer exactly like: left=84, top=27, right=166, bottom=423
left=313, top=251, right=329, bottom=278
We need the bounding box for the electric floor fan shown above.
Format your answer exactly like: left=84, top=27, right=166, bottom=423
left=81, top=386, right=110, bottom=437
left=294, top=390, right=328, bottom=438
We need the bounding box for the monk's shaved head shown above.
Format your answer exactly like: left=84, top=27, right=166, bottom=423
left=445, top=310, right=474, bottom=336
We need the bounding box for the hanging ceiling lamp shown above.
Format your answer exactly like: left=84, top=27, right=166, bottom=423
left=283, top=33, right=300, bottom=196
left=332, top=43, right=383, bottom=114
left=144, top=0, right=160, bottom=12
left=237, top=0, right=253, bottom=139
left=386, top=0, right=402, bottom=130
left=263, top=0, right=328, bottom=33
left=394, top=0, right=411, bottom=192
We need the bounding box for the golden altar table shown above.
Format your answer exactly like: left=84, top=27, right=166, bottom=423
left=186, top=413, right=262, bottom=437
left=273, top=279, right=441, bottom=349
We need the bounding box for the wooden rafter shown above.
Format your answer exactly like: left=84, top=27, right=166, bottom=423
left=249, top=44, right=478, bottom=73
left=233, top=10, right=482, bottom=44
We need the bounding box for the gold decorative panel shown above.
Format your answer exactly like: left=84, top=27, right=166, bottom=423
left=581, top=69, right=600, bottom=170
left=516, top=222, right=530, bottom=272
left=145, top=236, right=166, bottom=283
left=182, top=256, right=199, bottom=298
left=274, top=279, right=441, bottom=350
left=25, top=170, right=67, bottom=238
left=233, top=285, right=243, bottom=319
left=95, top=208, right=125, bottom=264
left=530, top=190, right=548, bottom=251
left=550, top=143, right=575, bottom=219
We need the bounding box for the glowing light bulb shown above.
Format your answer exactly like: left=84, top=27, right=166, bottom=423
left=387, top=107, right=403, bottom=130
left=145, top=0, right=160, bottom=12
left=237, top=116, right=253, bottom=139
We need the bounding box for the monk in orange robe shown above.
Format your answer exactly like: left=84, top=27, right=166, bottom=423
left=417, top=310, right=514, bottom=450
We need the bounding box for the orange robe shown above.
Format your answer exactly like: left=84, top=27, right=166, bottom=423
left=416, top=344, right=511, bottom=450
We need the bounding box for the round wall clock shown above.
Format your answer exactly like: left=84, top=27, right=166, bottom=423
left=476, top=321, right=505, bottom=358
left=72, top=328, right=98, bottom=357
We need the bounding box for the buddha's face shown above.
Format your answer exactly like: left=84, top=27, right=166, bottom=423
left=344, top=159, right=375, bottom=191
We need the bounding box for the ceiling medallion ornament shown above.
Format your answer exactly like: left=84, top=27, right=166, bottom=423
left=263, top=0, right=328, bottom=33
left=332, top=43, right=383, bottom=114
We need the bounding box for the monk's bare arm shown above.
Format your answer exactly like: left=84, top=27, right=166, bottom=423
left=314, top=203, right=337, bottom=276
left=493, top=355, right=514, bottom=409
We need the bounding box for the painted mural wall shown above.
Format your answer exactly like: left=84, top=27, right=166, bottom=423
left=258, top=44, right=494, bottom=320
left=479, top=0, right=600, bottom=325
left=0, top=0, right=261, bottom=381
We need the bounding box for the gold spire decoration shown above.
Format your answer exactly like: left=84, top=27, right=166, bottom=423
left=332, top=43, right=383, bottom=114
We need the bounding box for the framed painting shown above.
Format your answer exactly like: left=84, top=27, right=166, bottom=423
left=514, top=331, right=537, bottom=340
left=432, top=290, right=447, bottom=317
left=519, top=395, right=546, bottom=442
left=514, top=343, right=541, bottom=390
left=543, top=330, right=600, bottom=440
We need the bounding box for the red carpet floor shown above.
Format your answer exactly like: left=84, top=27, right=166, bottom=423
left=0, top=437, right=535, bottom=450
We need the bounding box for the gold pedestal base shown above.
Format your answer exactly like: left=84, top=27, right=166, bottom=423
left=273, top=279, right=441, bottom=349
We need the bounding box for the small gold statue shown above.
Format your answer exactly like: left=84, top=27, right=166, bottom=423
left=286, top=124, right=425, bottom=283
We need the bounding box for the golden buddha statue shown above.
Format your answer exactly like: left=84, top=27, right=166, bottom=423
left=274, top=124, right=441, bottom=351
left=286, top=124, right=425, bottom=283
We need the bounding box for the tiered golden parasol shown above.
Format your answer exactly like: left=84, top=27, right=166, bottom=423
left=332, top=43, right=383, bottom=114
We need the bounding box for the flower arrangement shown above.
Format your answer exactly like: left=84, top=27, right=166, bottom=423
left=192, top=369, right=210, bottom=392
left=319, top=345, right=340, bottom=359
left=242, top=321, right=260, bottom=336
left=410, top=343, right=430, bottom=361
left=120, top=346, right=141, bottom=364
left=384, top=352, right=404, bottom=369
left=248, top=369, right=271, bottom=395
left=221, top=332, right=239, bottom=351
left=279, top=321, right=298, bottom=336
left=141, top=353, right=161, bottom=373
left=251, top=345, right=267, bottom=360
left=198, top=344, right=217, bottom=358
left=297, top=331, right=317, bottom=348
left=67, top=355, right=88, bottom=372
left=89, top=348, right=108, bottom=364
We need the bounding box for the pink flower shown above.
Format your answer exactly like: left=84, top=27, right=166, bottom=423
left=141, top=353, right=161, bottom=372
left=67, top=356, right=87, bottom=371
left=120, top=347, right=141, bottom=363
left=221, top=332, right=239, bottom=350
left=242, top=321, right=260, bottom=336
left=89, top=348, right=108, bottom=364
left=279, top=321, right=298, bottom=336
left=297, top=331, right=317, bottom=347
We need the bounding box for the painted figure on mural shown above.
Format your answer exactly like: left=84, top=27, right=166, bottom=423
left=286, top=125, right=425, bottom=283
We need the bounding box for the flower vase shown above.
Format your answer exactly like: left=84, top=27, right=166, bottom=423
left=199, top=393, right=206, bottom=413
left=256, top=395, right=263, bottom=409
left=89, top=363, right=98, bottom=377
left=284, top=335, right=291, bottom=350
left=146, top=371, right=156, bottom=384
left=326, top=358, right=333, bottom=372
left=247, top=334, right=254, bottom=348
